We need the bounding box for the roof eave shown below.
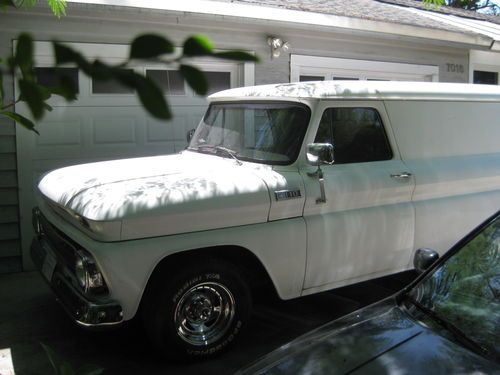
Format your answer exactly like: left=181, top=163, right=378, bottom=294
left=66, top=0, right=494, bottom=49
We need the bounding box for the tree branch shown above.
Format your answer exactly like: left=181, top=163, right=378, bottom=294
left=1, top=99, right=21, bottom=111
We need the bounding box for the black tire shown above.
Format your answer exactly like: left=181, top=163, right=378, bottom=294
left=142, top=258, right=252, bottom=360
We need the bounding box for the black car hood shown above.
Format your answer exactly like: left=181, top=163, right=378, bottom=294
left=239, top=298, right=499, bottom=375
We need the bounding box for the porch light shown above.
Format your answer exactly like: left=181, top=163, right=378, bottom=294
left=267, top=36, right=291, bottom=59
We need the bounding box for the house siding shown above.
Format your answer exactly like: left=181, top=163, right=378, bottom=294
left=0, top=3, right=472, bottom=272
left=0, top=35, right=21, bottom=273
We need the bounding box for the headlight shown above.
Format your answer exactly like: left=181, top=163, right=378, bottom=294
left=74, top=250, right=107, bottom=295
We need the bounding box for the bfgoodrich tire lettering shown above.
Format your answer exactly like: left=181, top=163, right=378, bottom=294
left=142, top=259, right=251, bottom=360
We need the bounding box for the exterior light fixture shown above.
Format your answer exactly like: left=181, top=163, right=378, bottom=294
left=267, top=36, right=291, bottom=59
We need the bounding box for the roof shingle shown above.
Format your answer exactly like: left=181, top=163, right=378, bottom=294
left=217, top=0, right=498, bottom=33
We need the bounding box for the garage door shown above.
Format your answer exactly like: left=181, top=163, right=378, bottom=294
left=16, top=41, right=254, bottom=269
left=291, top=55, right=439, bottom=82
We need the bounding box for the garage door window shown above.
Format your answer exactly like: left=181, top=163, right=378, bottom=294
left=299, top=75, right=325, bottom=82
left=34, top=67, right=79, bottom=93
left=92, top=69, right=134, bottom=94
left=314, top=108, right=392, bottom=164
left=205, top=71, right=231, bottom=95
left=146, top=69, right=185, bottom=95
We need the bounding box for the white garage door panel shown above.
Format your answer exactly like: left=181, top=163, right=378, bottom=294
left=93, top=117, right=138, bottom=145
left=28, top=107, right=163, bottom=159
left=16, top=41, right=253, bottom=269
left=36, top=118, right=83, bottom=146
left=146, top=117, right=175, bottom=143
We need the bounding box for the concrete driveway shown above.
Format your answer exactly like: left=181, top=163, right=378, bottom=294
left=0, top=271, right=416, bottom=375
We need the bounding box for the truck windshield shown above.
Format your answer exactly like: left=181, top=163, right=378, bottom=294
left=408, top=216, right=500, bottom=360
left=188, top=102, right=311, bottom=165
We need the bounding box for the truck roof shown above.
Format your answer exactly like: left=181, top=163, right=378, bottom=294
left=208, top=81, right=500, bottom=102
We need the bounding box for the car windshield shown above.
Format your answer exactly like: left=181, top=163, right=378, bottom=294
left=187, top=102, right=311, bottom=165
left=409, top=215, right=500, bottom=359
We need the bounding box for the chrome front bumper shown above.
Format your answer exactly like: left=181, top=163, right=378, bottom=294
left=31, top=210, right=123, bottom=328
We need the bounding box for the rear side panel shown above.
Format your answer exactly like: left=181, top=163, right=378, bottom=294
left=385, top=100, right=500, bottom=257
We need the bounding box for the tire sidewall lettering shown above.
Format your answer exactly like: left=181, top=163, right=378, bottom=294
left=185, top=319, right=243, bottom=356
left=172, top=273, right=222, bottom=303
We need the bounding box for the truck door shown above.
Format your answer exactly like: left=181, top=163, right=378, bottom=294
left=301, top=102, right=415, bottom=291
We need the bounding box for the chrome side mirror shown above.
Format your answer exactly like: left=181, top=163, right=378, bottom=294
left=186, top=128, right=196, bottom=144
left=306, top=143, right=334, bottom=205
left=413, top=248, right=439, bottom=274
left=306, top=143, right=334, bottom=166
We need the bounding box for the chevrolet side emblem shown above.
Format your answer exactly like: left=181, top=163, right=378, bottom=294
left=274, top=189, right=302, bottom=201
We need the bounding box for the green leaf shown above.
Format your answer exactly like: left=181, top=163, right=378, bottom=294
left=134, top=76, right=171, bottom=119
left=75, top=364, right=104, bottom=375
left=114, top=70, right=170, bottom=119
left=40, top=343, right=61, bottom=373
left=16, top=33, right=34, bottom=79
left=48, top=0, right=66, bottom=17
left=19, top=79, right=45, bottom=119
left=212, top=51, right=259, bottom=62
left=16, top=33, right=33, bottom=64
left=52, top=74, right=77, bottom=100
left=7, top=56, right=15, bottom=71
left=0, top=69, right=4, bottom=105
left=183, top=35, right=213, bottom=57
left=37, top=85, right=52, bottom=101
left=88, top=60, right=113, bottom=80
left=53, top=42, right=92, bottom=74
left=12, top=0, right=37, bottom=8
left=0, top=111, right=38, bottom=134
left=423, top=0, right=444, bottom=7
left=130, top=34, right=174, bottom=59
left=109, top=68, right=135, bottom=88
left=0, top=0, right=14, bottom=11
left=179, top=64, right=207, bottom=95
left=59, top=361, right=74, bottom=375
left=53, top=42, right=76, bottom=65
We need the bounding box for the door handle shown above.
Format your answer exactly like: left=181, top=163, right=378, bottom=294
left=390, top=172, right=412, bottom=180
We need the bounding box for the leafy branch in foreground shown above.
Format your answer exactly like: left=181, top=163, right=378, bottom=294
left=423, top=0, right=444, bottom=7
left=0, top=32, right=259, bottom=133
left=41, top=342, right=103, bottom=375
left=422, top=0, right=499, bottom=13
left=1, top=0, right=67, bottom=17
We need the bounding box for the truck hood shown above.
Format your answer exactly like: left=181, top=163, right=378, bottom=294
left=38, top=151, right=283, bottom=240
left=239, top=298, right=498, bottom=374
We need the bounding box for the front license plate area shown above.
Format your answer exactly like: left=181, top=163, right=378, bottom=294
left=41, top=247, right=57, bottom=282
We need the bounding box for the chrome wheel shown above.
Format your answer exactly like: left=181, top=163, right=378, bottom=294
left=174, top=282, right=236, bottom=346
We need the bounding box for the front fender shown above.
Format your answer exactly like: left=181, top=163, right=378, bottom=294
left=40, top=202, right=307, bottom=320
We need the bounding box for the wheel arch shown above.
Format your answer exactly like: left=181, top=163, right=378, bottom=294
left=138, top=245, right=279, bottom=314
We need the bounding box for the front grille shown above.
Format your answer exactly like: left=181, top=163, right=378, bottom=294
left=39, top=213, right=78, bottom=272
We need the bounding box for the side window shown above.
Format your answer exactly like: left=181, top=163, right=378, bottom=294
left=314, top=107, right=392, bottom=164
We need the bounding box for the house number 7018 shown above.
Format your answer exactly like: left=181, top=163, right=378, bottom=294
left=446, top=63, right=465, bottom=73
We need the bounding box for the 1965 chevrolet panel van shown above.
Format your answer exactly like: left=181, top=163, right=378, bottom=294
left=31, top=81, right=500, bottom=359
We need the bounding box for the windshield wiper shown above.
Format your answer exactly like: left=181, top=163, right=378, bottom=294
left=405, top=295, right=496, bottom=361
left=214, top=146, right=242, bottom=165
left=191, top=144, right=242, bottom=165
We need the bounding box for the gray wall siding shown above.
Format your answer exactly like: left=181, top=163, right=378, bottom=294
left=0, top=35, right=21, bottom=273
left=0, top=4, right=472, bottom=272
